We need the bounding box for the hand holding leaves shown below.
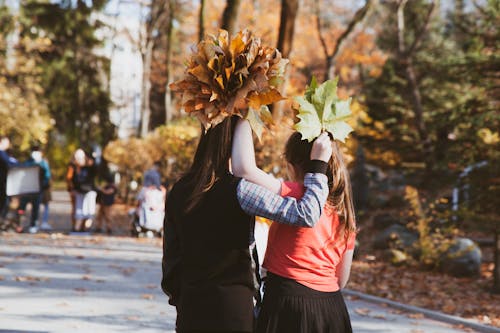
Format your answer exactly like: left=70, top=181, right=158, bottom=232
left=294, top=77, right=354, bottom=143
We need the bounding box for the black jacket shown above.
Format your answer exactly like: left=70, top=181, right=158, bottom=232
left=162, top=172, right=254, bottom=332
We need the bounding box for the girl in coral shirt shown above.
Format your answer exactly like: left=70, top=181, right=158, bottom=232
left=232, top=118, right=356, bottom=332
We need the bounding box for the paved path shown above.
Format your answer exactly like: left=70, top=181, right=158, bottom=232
left=0, top=191, right=489, bottom=332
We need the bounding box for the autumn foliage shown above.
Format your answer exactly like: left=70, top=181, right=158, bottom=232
left=170, top=29, right=288, bottom=139
left=103, top=118, right=199, bottom=185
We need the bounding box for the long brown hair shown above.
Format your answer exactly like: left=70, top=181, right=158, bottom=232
left=284, top=132, right=357, bottom=239
left=184, top=116, right=238, bottom=212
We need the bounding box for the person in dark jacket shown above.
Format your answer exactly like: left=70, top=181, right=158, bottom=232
left=95, top=173, right=117, bottom=234
left=0, top=136, right=18, bottom=223
left=162, top=116, right=333, bottom=333
left=67, top=149, right=97, bottom=232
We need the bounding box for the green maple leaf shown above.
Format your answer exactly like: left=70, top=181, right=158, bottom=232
left=294, top=77, right=354, bottom=143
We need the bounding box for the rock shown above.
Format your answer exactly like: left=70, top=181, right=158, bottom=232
left=440, top=238, right=482, bottom=277
left=368, top=193, right=390, bottom=209
left=373, top=224, right=418, bottom=250
left=385, top=193, right=407, bottom=208
left=365, top=164, right=387, bottom=183
left=372, top=213, right=400, bottom=230
left=383, top=248, right=409, bottom=266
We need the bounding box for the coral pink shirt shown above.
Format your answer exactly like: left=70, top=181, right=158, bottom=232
left=263, top=181, right=356, bottom=292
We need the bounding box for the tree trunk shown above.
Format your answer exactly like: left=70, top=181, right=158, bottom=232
left=74, top=45, right=83, bottom=143
left=165, top=0, right=175, bottom=124
left=198, top=0, right=205, bottom=42
left=277, top=0, right=298, bottom=58
left=403, top=59, right=430, bottom=151
left=140, top=39, right=154, bottom=137
left=221, top=0, right=241, bottom=35
left=396, top=0, right=434, bottom=169
left=273, top=0, right=299, bottom=119
left=494, top=229, right=500, bottom=293
left=325, top=55, right=334, bottom=80
left=140, top=0, right=171, bottom=135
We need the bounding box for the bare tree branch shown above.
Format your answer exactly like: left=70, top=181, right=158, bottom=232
left=396, top=0, right=431, bottom=168
left=315, top=0, right=373, bottom=80
left=471, top=0, right=489, bottom=17
left=397, top=0, right=408, bottom=56
left=406, top=0, right=435, bottom=56
left=314, top=0, right=330, bottom=67
left=331, top=0, right=373, bottom=59
left=198, top=0, right=205, bottom=42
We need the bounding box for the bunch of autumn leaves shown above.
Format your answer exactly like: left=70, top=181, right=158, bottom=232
left=170, top=29, right=287, bottom=139
left=170, top=29, right=354, bottom=143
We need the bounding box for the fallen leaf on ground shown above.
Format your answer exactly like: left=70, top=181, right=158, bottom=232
left=355, top=308, right=371, bottom=316
left=408, top=313, right=425, bottom=319
left=14, top=276, right=49, bottom=282
left=442, top=302, right=456, bottom=313
left=121, top=267, right=136, bottom=276
left=142, top=294, right=154, bottom=300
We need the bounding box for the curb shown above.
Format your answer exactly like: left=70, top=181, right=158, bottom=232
left=343, top=289, right=500, bottom=333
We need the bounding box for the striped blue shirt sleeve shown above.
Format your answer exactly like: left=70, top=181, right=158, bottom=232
left=236, top=173, right=328, bottom=228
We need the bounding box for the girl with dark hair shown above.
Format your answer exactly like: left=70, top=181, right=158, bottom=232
left=243, top=126, right=357, bottom=333
left=161, top=116, right=333, bottom=333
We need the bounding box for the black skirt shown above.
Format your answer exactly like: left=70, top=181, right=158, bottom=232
left=255, top=273, right=352, bottom=333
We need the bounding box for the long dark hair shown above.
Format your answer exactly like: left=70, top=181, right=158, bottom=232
left=284, top=132, right=356, bottom=239
left=184, top=116, right=238, bottom=212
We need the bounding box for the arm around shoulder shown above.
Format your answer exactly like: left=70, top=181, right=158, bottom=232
left=236, top=172, right=328, bottom=227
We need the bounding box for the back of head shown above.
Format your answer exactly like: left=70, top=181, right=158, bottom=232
left=104, top=173, right=114, bottom=184
left=0, top=135, right=10, bottom=151
left=284, top=132, right=312, bottom=177
left=184, top=116, right=238, bottom=212
left=285, top=132, right=356, bottom=235
left=74, top=149, right=86, bottom=166
left=144, top=171, right=161, bottom=188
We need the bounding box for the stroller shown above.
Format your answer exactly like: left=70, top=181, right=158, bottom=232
left=130, top=185, right=165, bottom=238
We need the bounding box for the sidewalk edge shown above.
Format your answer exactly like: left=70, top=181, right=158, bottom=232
left=343, top=289, right=500, bottom=333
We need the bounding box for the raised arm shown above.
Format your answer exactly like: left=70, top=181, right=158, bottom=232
left=231, top=118, right=281, bottom=194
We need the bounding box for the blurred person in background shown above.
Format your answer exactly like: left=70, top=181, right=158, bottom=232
left=143, top=161, right=162, bottom=188
left=67, top=149, right=97, bottom=232
left=95, top=173, right=117, bottom=235
left=17, top=145, right=52, bottom=233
